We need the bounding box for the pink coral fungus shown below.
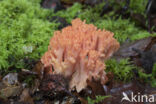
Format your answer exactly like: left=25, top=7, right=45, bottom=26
left=41, top=18, right=120, bottom=92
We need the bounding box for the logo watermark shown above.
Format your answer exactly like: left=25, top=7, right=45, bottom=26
left=121, top=92, right=155, bottom=103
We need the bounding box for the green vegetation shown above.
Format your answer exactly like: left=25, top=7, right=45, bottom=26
left=95, top=18, right=151, bottom=43
left=0, top=1, right=156, bottom=103
left=106, top=59, right=156, bottom=87
left=60, top=2, right=154, bottom=43
left=55, top=3, right=83, bottom=23
left=0, top=0, right=59, bottom=71
left=23, top=75, right=36, bottom=87
left=129, top=0, right=148, bottom=15
left=87, top=95, right=111, bottom=104
left=106, top=59, right=135, bottom=82
left=0, top=0, right=155, bottom=88
left=138, top=63, right=156, bottom=87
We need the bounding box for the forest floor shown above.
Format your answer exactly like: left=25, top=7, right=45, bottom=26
left=0, top=0, right=156, bottom=104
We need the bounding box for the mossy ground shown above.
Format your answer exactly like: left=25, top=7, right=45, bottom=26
left=0, top=0, right=155, bottom=87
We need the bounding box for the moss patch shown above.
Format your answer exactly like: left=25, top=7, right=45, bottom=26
left=106, top=59, right=135, bottom=82
left=138, top=63, right=156, bottom=87
left=0, top=0, right=59, bottom=70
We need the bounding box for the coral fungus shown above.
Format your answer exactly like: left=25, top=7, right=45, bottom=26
left=41, top=18, right=120, bottom=92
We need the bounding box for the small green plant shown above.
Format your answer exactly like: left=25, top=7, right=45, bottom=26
left=23, top=75, right=36, bottom=87
left=106, top=59, right=135, bottom=82
left=129, top=0, right=148, bottom=15
left=87, top=95, right=111, bottom=104
left=55, top=3, right=83, bottom=23
left=138, top=63, right=156, bottom=87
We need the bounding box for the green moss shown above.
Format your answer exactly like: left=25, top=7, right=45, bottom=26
left=78, top=6, right=100, bottom=23
left=55, top=3, right=83, bottom=23
left=138, top=64, right=156, bottom=87
left=106, top=59, right=135, bottom=82
left=70, top=2, right=154, bottom=43
left=129, top=0, right=148, bottom=15
left=106, top=59, right=156, bottom=87
left=0, top=0, right=59, bottom=70
left=87, top=95, right=111, bottom=104
left=54, top=2, right=104, bottom=24
left=23, top=74, right=36, bottom=87
left=78, top=2, right=106, bottom=23
left=95, top=17, right=154, bottom=43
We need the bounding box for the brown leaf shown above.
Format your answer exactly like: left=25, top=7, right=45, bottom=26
left=0, top=85, right=22, bottom=99
left=19, top=88, right=34, bottom=104
left=113, top=37, right=153, bottom=61
left=40, top=74, right=69, bottom=100
left=32, top=61, right=44, bottom=79
left=0, top=73, right=23, bottom=99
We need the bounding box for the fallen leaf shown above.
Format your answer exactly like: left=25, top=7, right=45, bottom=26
left=0, top=73, right=23, bottom=99
left=40, top=74, right=69, bottom=100
left=32, top=61, right=44, bottom=79
left=113, top=37, right=153, bottom=60
left=0, top=85, right=22, bottom=99
left=19, top=88, right=34, bottom=104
